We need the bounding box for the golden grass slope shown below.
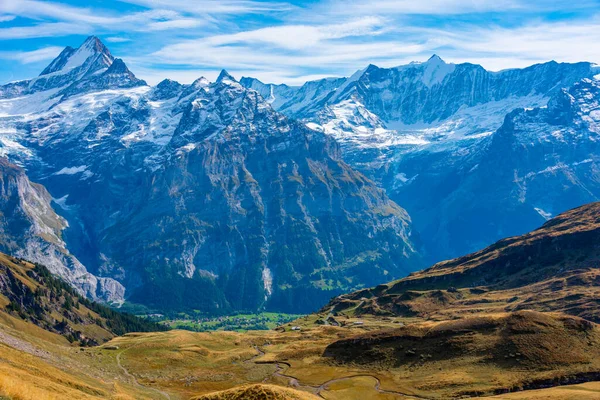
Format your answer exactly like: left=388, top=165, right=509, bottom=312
left=3, top=203, right=600, bottom=399
left=190, top=384, right=320, bottom=400
left=0, top=340, right=163, bottom=400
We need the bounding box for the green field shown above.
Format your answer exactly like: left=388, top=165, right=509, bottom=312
left=161, top=312, right=303, bottom=332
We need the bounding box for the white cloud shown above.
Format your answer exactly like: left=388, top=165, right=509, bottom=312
left=0, top=15, right=15, bottom=22
left=145, top=18, right=206, bottom=31
left=105, top=37, right=132, bottom=43
left=117, top=0, right=293, bottom=14
left=311, top=0, right=597, bottom=17
left=206, top=16, right=385, bottom=50
left=0, top=46, right=62, bottom=64
left=0, top=1, right=207, bottom=38
left=149, top=16, right=413, bottom=70
left=318, top=0, right=525, bottom=15
left=0, top=22, right=92, bottom=39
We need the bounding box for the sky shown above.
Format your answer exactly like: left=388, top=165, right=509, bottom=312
left=0, top=0, right=599, bottom=85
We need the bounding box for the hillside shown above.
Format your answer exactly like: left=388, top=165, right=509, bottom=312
left=190, top=384, right=320, bottom=400
left=324, top=201, right=600, bottom=322
left=3, top=204, right=600, bottom=399
left=0, top=252, right=166, bottom=346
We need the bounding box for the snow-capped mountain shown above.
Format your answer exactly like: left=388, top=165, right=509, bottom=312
left=0, top=36, right=141, bottom=100
left=242, top=56, right=600, bottom=262
left=0, top=37, right=420, bottom=312
left=1, top=35, right=598, bottom=310
left=425, top=77, right=600, bottom=258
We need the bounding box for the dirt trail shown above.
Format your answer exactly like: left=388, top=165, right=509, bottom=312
left=250, top=346, right=421, bottom=399
left=117, top=349, right=172, bottom=400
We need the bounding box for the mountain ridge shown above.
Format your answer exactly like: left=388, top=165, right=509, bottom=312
left=1, top=36, right=599, bottom=313
left=323, top=201, right=600, bottom=322
left=0, top=37, right=421, bottom=313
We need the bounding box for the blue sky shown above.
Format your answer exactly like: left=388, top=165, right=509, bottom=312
left=0, top=0, right=599, bottom=85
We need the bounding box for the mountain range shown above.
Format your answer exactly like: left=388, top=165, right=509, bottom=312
left=0, top=36, right=599, bottom=313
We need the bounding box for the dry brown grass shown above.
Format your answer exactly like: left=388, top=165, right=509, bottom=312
left=3, top=205, right=600, bottom=400
left=190, top=384, right=320, bottom=400
left=0, top=375, right=59, bottom=400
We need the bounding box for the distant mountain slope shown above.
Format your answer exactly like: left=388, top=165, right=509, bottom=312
left=102, top=71, right=421, bottom=313
left=0, top=157, right=124, bottom=303
left=0, top=37, right=421, bottom=314
left=242, top=58, right=600, bottom=263
left=407, top=77, right=600, bottom=260
left=0, top=252, right=165, bottom=346
left=325, top=202, right=600, bottom=322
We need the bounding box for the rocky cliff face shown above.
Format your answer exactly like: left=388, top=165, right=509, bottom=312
left=96, top=72, right=421, bottom=313
left=0, top=158, right=124, bottom=302
left=0, top=37, right=420, bottom=313
left=243, top=57, right=600, bottom=263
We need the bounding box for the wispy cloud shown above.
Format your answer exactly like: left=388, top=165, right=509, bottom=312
left=117, top=0, right=294, bottom=14
left=0, top=22, right=92, bottom=39
left=0, top=0, right=599, bottom=85
left=0, top=46, right=62, bottom=64
left=105, top=36, right=132, bottom=43
left=145, top=18, right=206, bottom=31
left=310, top=0, right=599, bottom=17
left=149, top=17, right=407, bottom=69
left=314, top=0, right=526, bottom=16
left=0, top=1, right=207, bottom=38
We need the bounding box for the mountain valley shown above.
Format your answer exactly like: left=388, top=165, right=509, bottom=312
left=1, top=36, right=599, bottom=314
left=2, top=203, right=600, bottom=399
left=2, top=33, right=600, bottom=400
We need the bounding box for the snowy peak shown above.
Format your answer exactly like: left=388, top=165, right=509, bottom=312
left=216, top=69, right=237, bottom=85
left=421, top=54, right=455, bottom=87
left=177, top=76, right=210, bottom=100
left=105, top=58, right=129, bottom=74
left=39, top=46, right=76, bottom=76
left=39, top=35, right=114, bottom=78
left=152, top=78, right=184, bottom=100
left=426, top=54, right=445, bottom=64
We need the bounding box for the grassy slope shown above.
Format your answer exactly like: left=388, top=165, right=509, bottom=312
left=3, top=204, right=600, bottom=399
left=0, top=253, right=166, bottom=346
left=190, top=384, right=320, bottom=400
left=324, top=202, right=600, bottom=322
left=0, top=252, right=170, bottom=400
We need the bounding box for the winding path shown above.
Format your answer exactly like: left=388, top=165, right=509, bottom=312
left=250, top=346, right=423, bottom=399
left=116, top=349, right=172, bottom=400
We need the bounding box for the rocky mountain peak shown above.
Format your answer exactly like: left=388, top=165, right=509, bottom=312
left=152, top=78, right=184, bottom=100
left=216, top=69, right=238, bottom=85
left=426, top=54, right=445, bottom=64
left=39, top=36, right=114, bottom=78
left=104, top=58, right=129, bottom=74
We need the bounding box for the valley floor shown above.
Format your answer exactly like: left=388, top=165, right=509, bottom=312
left=4, top=311, right=600, bottom=400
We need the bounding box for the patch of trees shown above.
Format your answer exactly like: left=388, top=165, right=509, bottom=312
left=1, top=260, right=168, bottom=346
